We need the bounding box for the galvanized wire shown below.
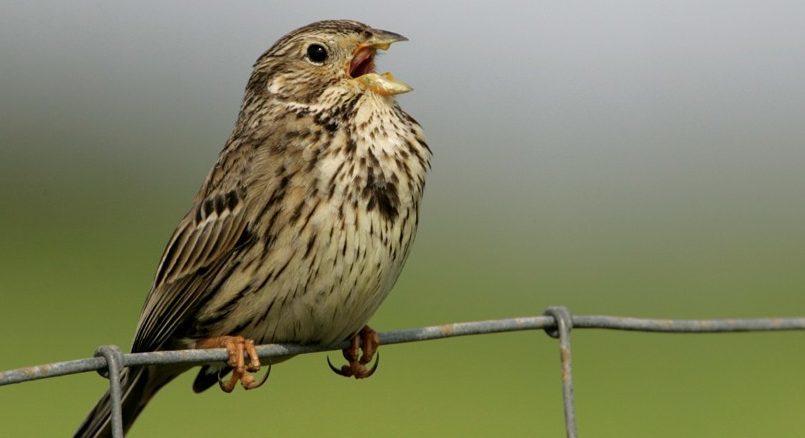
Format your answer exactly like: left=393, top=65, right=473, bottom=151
left=544, top=307, right=577, bottom=438
left=2, top=307, right=805, bottom=437
left=94, top=346, right=124, bottom=437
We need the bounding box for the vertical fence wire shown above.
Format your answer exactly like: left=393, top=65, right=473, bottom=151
left=544, top=306, right=577, bottom=438
left=94, top=346, right=124, bottom=437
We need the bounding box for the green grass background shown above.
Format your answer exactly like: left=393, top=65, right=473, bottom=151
left=2, top=145, right=804, bottom=436
left=2, top=1, right=805, bottom=436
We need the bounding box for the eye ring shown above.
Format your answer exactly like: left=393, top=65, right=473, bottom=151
left=306, top=43, right=329, bottom=64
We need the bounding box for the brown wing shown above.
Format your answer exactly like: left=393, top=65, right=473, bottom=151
left=132, top=188, right=250, bottom=352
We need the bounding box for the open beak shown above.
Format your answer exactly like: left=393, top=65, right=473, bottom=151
left=349, top=30, right=412, bottom=96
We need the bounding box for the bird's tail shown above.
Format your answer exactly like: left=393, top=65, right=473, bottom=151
left=74, top=366, right=180, bottom=438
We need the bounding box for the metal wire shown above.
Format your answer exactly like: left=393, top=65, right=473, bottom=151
left=544, top=306, right=577, bottom=438
left=2, top=307, right=805, bottom=437
left=94, top=346, right=124, bottom=437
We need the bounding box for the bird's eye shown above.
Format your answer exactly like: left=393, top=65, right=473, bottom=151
left=306, top=44, right=329, bottom=64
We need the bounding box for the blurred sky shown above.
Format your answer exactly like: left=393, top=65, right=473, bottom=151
left=1, top=1, right=805, bottom=436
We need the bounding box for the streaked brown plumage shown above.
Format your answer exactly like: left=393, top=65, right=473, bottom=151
left=76, top=19, right=430, bottom=437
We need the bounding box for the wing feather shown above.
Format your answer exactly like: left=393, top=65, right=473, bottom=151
left=132, top=189, right=249, bottom=352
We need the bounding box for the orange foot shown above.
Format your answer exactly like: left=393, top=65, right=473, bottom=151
left=328, top=326, right=380, bottom=379
left=196, top=336, right=265, bottom=392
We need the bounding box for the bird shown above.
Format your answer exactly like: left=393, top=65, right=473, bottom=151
left=76, top=19, right=430, bottom=437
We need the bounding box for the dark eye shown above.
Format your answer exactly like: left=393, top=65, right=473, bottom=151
left=306, top=44, right=328, bottom=64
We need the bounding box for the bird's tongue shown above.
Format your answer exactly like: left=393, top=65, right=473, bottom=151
left=349, top=47, right=375, bottom=78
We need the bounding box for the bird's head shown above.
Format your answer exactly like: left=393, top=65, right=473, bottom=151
left=249, top=20, right=411, bottom=104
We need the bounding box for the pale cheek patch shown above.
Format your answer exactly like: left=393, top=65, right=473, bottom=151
left=267, top=77, right=285, bottom=94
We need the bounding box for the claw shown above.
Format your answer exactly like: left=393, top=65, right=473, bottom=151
left=327, top=351, right=380, bottom=378
left=361, top=351, right=380, bottom=378
left=326, top=326, right=381, bottom=379
left=217, top=367, right=238, bottom=393
left=217, top=362, right=271, bottom=392
left=327, top=355, right=347, bottom=375
left=363, top=351, right=380, bottom=378
left=197, top=335, right=266, bottom=392
left=245, top=361, right=272, bottom=390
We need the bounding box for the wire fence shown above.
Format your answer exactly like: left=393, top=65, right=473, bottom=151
left=3, top=306, right=805, bottom=437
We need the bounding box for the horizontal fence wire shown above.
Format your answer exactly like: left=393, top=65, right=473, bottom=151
left=2, top=307, right=805, bottom=437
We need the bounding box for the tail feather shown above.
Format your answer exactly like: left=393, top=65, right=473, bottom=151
left=192, top=364, right=230, bottom=394
left=74, top=366, right=179, bottom=438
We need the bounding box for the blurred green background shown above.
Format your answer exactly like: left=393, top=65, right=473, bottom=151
left=2, top=1, right=805, bottom=436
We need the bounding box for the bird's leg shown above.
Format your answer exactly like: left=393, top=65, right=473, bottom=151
left=196, top=336, right=263, bottom=392
left=327, top=325, right=380, bottom=379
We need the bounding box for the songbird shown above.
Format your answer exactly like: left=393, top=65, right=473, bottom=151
left=76, top=19, right=430, bottom=437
